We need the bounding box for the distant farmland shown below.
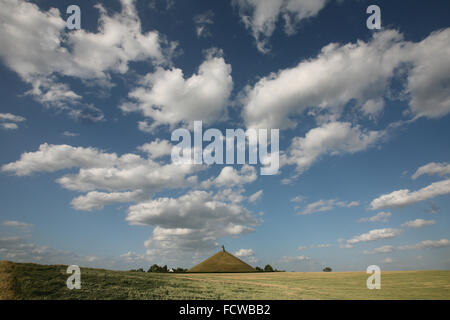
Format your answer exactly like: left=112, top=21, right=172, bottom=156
left=1, top=261, right=449, bottom=300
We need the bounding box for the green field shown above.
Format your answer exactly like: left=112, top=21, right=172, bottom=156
left=1, top=261, right=449, bottom=300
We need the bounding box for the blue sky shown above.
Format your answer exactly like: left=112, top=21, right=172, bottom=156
left=0, top=0, right=449, bottom=271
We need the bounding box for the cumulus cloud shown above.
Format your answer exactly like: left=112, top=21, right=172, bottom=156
left=1, top=142, right=263, bottom=261
left=0, top=0, right=175, bottom=120
left=346, top=228, right=402, bottom=246
left=363, top=245, right=395, bottom=255
left=370, top=178, right=450, bottom=210
left=241, top=30, right=406, bottom=129
left=241, top=28, right=450, bottom=129
left=127, top=190, right=260, bottom=259
left=120, top=49, right=233, bottom=131
left=194, top=10, right=214, bottom=38
left=286, top=122, right=383, bottom=175
left=213, top=188, right=246, bottom=204
left=412, top=162, right=450, bottom=180
left=201, top=165, right=257, bottom=188
left=297, top=198, right=359, bottom=215
left=71, top=190, right=145, bottom=211
left=1, top=143, right=199, bottom=210
left=398, top=239, right=450, bottom=250
left=138, top=139, right=173, bottom=159
left=405, top=29, right=450, bottom=119
left=1, top=143, right=117, bottom=176
left=358, top=212, right=391, bottom=223
left=234, top=248, right=255, bottom=257
left=234, top=248, right=258, bottom=263
left=233, top=0, right=327, bottom=53
left=401, top=219, right=435, bottom=228
left=120, top=251, right=148, bottom=265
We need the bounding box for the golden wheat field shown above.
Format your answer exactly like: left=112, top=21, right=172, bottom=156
left=1, top=261, right=449, bottom=300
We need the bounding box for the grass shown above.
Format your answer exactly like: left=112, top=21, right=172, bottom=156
left=1, top=261, right=449, bottom=300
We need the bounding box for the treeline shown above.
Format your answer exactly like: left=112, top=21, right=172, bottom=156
left=131, top=264, right=285, bottom=273
left=130, top=264, right=188, bottom=273
left=255, top=264, right=284, bottom=272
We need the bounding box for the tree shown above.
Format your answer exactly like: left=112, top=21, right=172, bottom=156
left=264, top=264, right=274, bottom=272
left=148, top=264, right=161, bottom=273
left=323, top=267, right=332, bottom=272
left=255, top=266, right=263, bottom=272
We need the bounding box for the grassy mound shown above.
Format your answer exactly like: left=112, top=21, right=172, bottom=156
left=188, top=251, right=256, bottom=273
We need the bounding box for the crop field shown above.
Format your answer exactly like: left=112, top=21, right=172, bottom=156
left=1, top=261, right=449, bottom=300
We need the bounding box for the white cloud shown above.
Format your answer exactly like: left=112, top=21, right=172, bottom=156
left=382, top=257, right=393, bottom=263
left=241, top=30, right=406, bottom=129
left=213, top=188, right=246, bottom=204
left=1, top=142, right=263, bottom=260
left=412, top=162, right=450, bottom=180
left=1, top=143, right=200, bottom=210
left=310, top=243, right=333, bottom=248
left=0, top=113, right=25, bottom=130
left=363, top=245, right=395, bottom=254
left=201, top=165, right=257, bottom=188
left=120, top=251, right=148, bottom=264
left=2, top=220, right=33, bottom=229
left=0, top=0, right=175, bottom=120
left=0, top=113, right=25, bottom=123
left=120, top=49, right=233, bottom=131
left=370, top=178, right=450, bottom=210
left=358, top=212, right=391, bottom=223
left=290, top=195, right=305, bottom=203
left=405, top=29, right=450, bottom=119
left=1, top=123, right=18, bottom=130
left=346, top=228, right=402, bottom=246
left=398, top=239, right=450, bottom=250
left=297, top=198, right=359, bottom=215
left=62, top=131, right=79, bottom=137
left=234, top=248, right=254, bottom=257
left=241, top=28, right=450, bottom=129
left=1, top=143, right=117, bottom=176
left=248, top=190, right=263, bottom=203
left=233, top=0, right=327, bottom=53
left=194, top=10, right=214, bottom=38
left=138, top=139, right=173, bottom=159
left=287, top=122, right=383, bottom=175
left=126, top=190, right=258, bottom=230
left=127, top=190, right=260, bottom=259
left=401, top=219, right=435, bottom=229
left=71, top=190, right=145, bottom=211
left=280, top=255, right=310, bottom=263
